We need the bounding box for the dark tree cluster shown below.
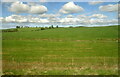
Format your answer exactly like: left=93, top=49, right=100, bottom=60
left=16, top=26, right=20, bottom=28
left=40, top=25, right=59, bottom=30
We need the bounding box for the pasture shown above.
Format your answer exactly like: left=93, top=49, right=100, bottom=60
left=2, top=26, right=118, bottom=75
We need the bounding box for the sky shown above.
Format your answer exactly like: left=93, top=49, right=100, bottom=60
left=0, top=1, right=119, bottom=29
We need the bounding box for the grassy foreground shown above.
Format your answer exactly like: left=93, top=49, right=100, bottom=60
left=2, top=26, right=118, bottom=75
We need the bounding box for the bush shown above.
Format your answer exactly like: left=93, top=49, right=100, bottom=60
left=49, top=27, right=52, bottom=29
left=69, top=26, right=73, bottom=28
left=45, top=27, right=48, bottom=29
left=41, top=27, right=45, bottom=30
left=16, top=26, right=20, bottom=28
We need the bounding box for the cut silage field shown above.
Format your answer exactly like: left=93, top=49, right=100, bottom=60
left=2, top=26, right=118, bottom=75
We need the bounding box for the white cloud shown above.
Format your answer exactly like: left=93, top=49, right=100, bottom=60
left=29, top=5, right=47, bottom=14
left=5, top=15, right=16, bottom=22
left=66, top=15, right=74, bottom=18
left=9, top=1, right=47, bottom=14
left=90, top=18, right=104, bottom=24
left=59, top=2, right=84, bottom=14
left=89, top=1, right=103, bottom=5
left=99, top=4, right=119, bottom=12
left=29, top=17, right=49, bottom=23
left=89, top=18, right=118, bottom=25
left=58, top=16, right=89, bottom=25
left=107, top=19, right=118, bottom=24
left=39, top=19, right=49, bottom=23
left=90, top=14, right=107, bottom=18
left=0, top=17, right=4, bottom=22
left=3, top=15, right=49, bottom=23
left=5, top=15, right=27, bottom=23
left=59, top=17, right=80, bottom=24
left=58, top=14, right=117, bottom=25
left=77, top=18, right=118, bottom=25
left=2, top=14, right=118, bottom=26
left=1, top=0, right=18, bottom=2
left=39, top=0, right=47, bottom=3
left=17, top=19, right=28, bottom=23
left=28, top=2, right=37, bottom=6
left=9, top=1, right=30, bottom=13
left=39, top=14, right=61, bottom=24
left=47, top=17, right=60, bottom=24
left=77, top=15, right=88, bottom=19
left=39, top=13, right=60, bottom=18
left=28, top=17, right=39, bottom=23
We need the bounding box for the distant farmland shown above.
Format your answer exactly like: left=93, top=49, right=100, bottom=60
left=2, top=26, right=118, bottom=75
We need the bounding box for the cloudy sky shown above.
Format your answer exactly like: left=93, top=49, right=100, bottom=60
left=0, top=1, right=119, bottom=28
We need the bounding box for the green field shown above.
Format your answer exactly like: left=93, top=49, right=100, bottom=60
left=2, top=26, right=118, bottom=75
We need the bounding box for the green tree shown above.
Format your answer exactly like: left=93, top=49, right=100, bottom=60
left=51, top=25, right=54, bottom=28
left=16, top=26, right=20, bottom=28
left=56, top=25, right=59, bottom=28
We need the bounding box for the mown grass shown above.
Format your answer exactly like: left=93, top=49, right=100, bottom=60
left=2, top=26, right=118, bottom=75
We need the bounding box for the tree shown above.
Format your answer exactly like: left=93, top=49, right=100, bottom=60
left=51, top=25, right=54, bottom=28
left=16, top=26, right=20, bottom=28
left=56, top=25, right=59, bottom=28
left=41, top=27, right=45, bottom=30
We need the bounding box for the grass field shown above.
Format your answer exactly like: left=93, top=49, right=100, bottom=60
left=2, top=26, right=118, bottom=75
